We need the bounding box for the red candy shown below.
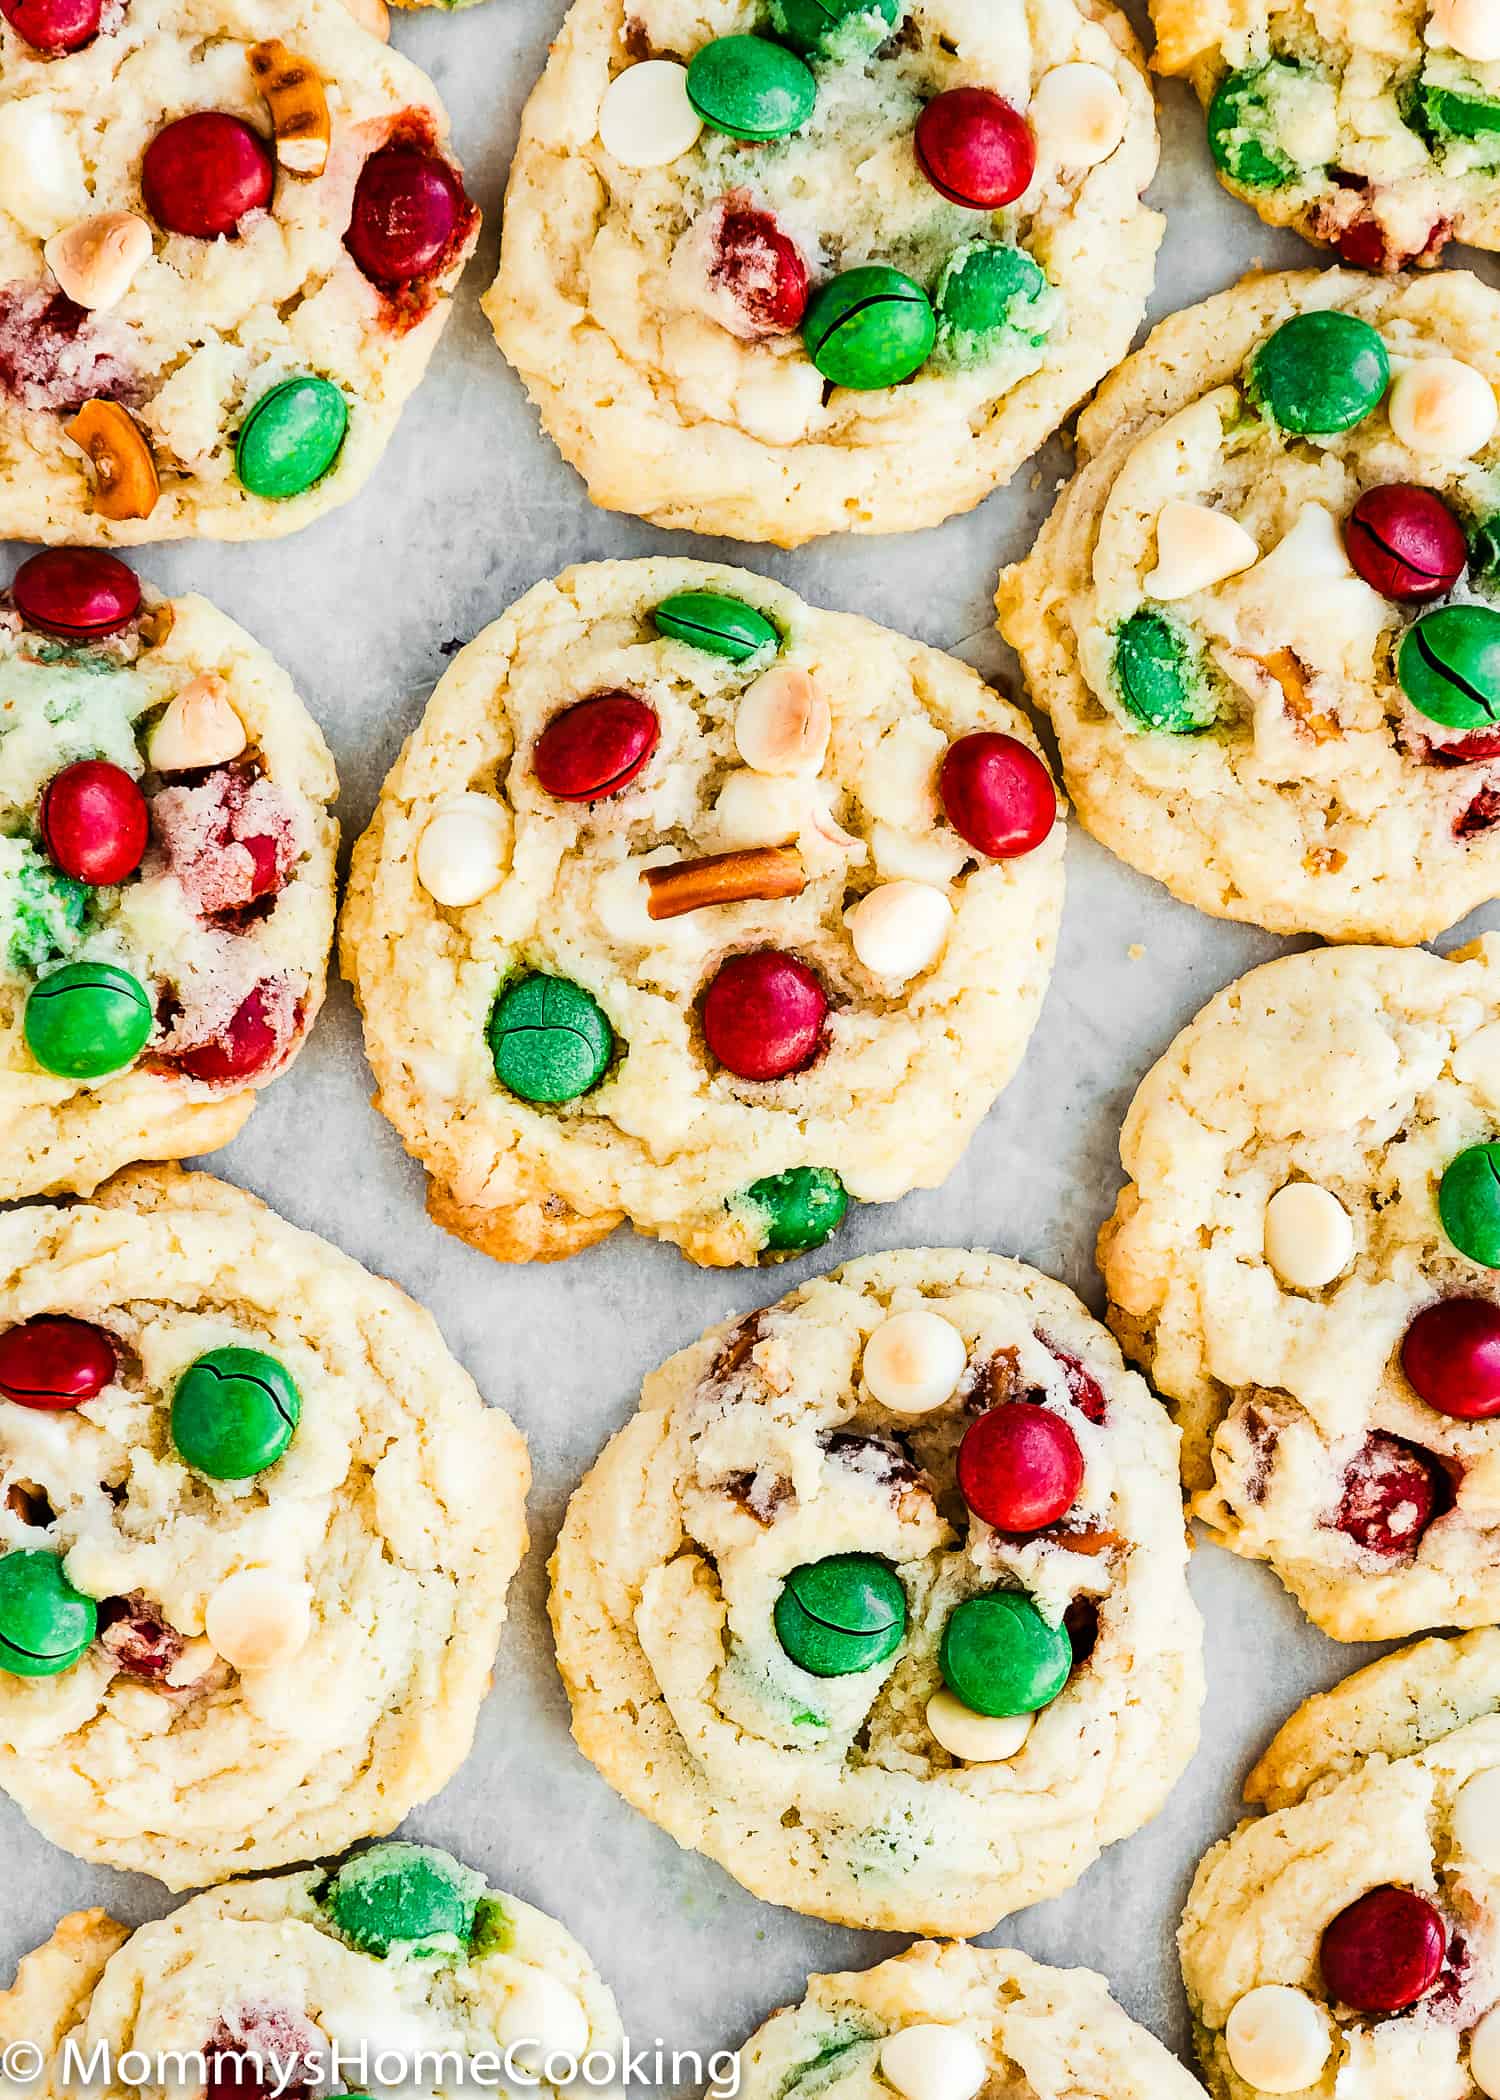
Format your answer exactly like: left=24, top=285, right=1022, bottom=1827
left=345, top=147, right=465, bottom=285
left=702, top=950, right=826, bottom=1081
left=12, top=549, right=140, bottom=638
left=1401, top=1296, right=1500, bottom=1419
left=939, top=732, right=1056, bottom=859
left=1321, top=1886, right=1447, bottom=2013
left=99, top=1594, right=186, bottom=1681
left=1344, top=486, right=1467, bottom=603
left=956, top=1402, right=1084, bottom=1532
left=171, top=987, right=283, bottom=1083
left=1044, top=1339, right=1107, bottom=1424
left=39, top=760, right=148, bottom=885
left=142, top=113, right=274, bottom=239
left=532, top=692, right=659, bottom=801
left=0, top=0, right=100, bottom=53
left=708, top=200, right=808, bottom=336
left=0, top=1316, right=116, bottom=1410
left=1336, top=1433, right=1442, bottom=1557
left=915, top=88, right=1036, bottom=210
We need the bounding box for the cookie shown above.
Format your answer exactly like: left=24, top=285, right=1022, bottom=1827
left=739, top=1941, right=1207, bottom=2100
left=1153, top=0, right=1500, bottom=270
left=0, top=1169, right=529, bottom=1888
left=0, top=550, right=338, bottom=1202
left=0, top=1841, right=619, bottom=2100
left=549, top=1248, right=1203, bottom=1934
left=0, top=0, right=478, bottom=543
left=1180, top=1629, right=1500, bottom=2100
left=341, top=558, right=1065, bottom=1269
left=998, top=268, right=1500, bottom=944
left=483, top=0, right=1161, bottom=547
left=1099, top=938, right=1500, bottom=1645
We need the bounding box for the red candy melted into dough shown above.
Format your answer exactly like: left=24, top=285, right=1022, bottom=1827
left=0, top=285, right=134, bottom=412
left=152, top=764, right=298, bottom=916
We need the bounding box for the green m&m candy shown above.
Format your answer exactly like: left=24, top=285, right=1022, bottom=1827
left=0, top=1550, right=97, bottom=1677
left=236, top=377, right=348, bottom=500
left=1246, top=310, right=1390, bottom=436
left=939, top=1591, right=1070, bottom=1717
left=935, top=242, right=1052, bottom=367
left=652, top=590, right=779, bottom=663
left=744, top=1166, right=848, bottom=1255
left=686, top=36, right=816, bottom=142
left=774, top=1553, right=906, bottom=1677
left=323, top=1842, right=484, bottom=1959
left=24, top=961, right=152, bottom=1079
left=171, top=1346, right=301, bottom=1480
left=1207, top=62, right=1312, bottom=189
left=804, top=266, right=937, bottom=391
left=1440, top=1143, right=1500, bottom=1265
left=770, top=0, right=902, bottom=55
left=1410, top=69, right=1500, bottom=148
left=488, top=973, right=614, bottom=1104
left=1398, top=604, right=1500, bottom=727
left=1113, top=610, right=1219, bottom=734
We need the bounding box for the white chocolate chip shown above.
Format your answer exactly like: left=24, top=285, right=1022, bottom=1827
left=869, top=822, right=968, bottom=887
left=1388, top=357, right=1498, bottom=458
left=416, top=792, right=512, bottom=908
left=1145, top=500, right=1260, bottom=602
left=44, top=211, right=152, bottom=311
left=598, top=60, right=703, bottom=167
left=494, top=1972, right=590, bottom=2067
left=147, top=675, right=247, bottom=772
left=1428, top=0, right=1500, bottom=61
left=1030, top=63, right=1128, bottom=167
left=204, top=1570, right=311, bottom=1674
left=1452, top=1768, right=1500, bottom=1870
left=1472, top=2005, right=1500, bottom=2100
left=879, top=2025, right=987, bottom=2100
left=735, top=665, right=830, bottom=777
left=164, top=1636, right=219, bottom=1689
left=925, top=1689, right=1033, bottom=1763
left=1224, top=1987, right=1333, bottom=2095
left=339, top=0, right=390, bottom=36
left=0, top=104, right=88, bottom=239
left=714, top=769, right=810, bottom=847
left=863, top=1308, right=967, bottom=1413
left=1263, top=1183, right=1354, bottom=1291
left=847, top=881, right=952, bottom=983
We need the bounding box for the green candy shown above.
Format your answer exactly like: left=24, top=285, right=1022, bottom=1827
left=1246, top=310, right=1390, bottom=436
left=1207, top=62, right=1310, bottom=188
left=171, top=1346, right=301, bottom=1480
left=804, top=266, right=937, bottom=391
left=935, top=242, right=1052, bottom=367
left=489, top=973, right=613, bottom=1105
left=1113, top=610, right=1219, bottom=734
left=24, top=961, right=151, bottom=1079
left=1468, top=514, right=1500, bottom=586
left=686, top=36, right=816, bottom=142
left=1409, top=72, right=1500, bottom=150
left=1440, top=1142, right=1500, bottom=1266
left=0, top=1550, right=97, bottom=1678
left=769, top=0, right=901, bottom=55
left=322, top=1843, right=485, bottom=1959
left=744, top=1167, right=848, bottom=1254
left=1399, top=605, right=1500, bottom=728
left=3, top=843, right=87, bottom=972
left=236, top=377, right=349, bottom=500
left=939, top=1592, right=1071, bottom=1718
left=652, top=590, right=780, bottom=663
left=774, top=1553, right=906, bottom=1677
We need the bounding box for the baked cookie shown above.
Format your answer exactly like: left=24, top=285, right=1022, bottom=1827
left=0, top=1842, right=620, bottom=2100
left=0, top=0, right=478, bottom=543
left=483, top=0, right=1161, bottom=547
left=1181, top=1629, right=1500, bottom=2100
left=1099, top=938, right=1500, bottom=1645
left=1153, top=0, right=1500, bottom=270
left=550, top=1248, right=1203, bottom=1934
left=0, top=1168, right=529, bottom=1888
left=341, top=559, right=1064, bottom=1269
left=999, top=269, right=1500, bottom=944
left=738, top=1942, right=1207, bottom=2100
left=0, top=549, right=337, bottom=1202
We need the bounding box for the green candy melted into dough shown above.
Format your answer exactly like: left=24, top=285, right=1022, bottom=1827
left=321, top=1842, right=487, bottom=1959
left=935, top=242, right=1057, bottom=369
left=1112, top=610, right=1220, bottom=734
left=1207, top=61, right=1335, bottom=189
left=0, top=662, right=146, bottom=812
left=0, top=839, right=87, bottom=973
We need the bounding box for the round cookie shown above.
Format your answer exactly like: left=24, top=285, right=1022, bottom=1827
left=0, top=551, right=338, bottom=1202
left=0, top=1843, right=619, bottom=2100
left=0, top=1168, right=529, bottom=1887
left=1153, top=0, right=1500, bottom=270
left=738, top=1942, right=1208, bottom=2100
left=549, top=1247, right=1203, bottom=1933
left=0, top=0, right=478, bottom=544
left=1099, top=938, right=1500, bottom=1645
left=341, top=558, right=1065, bottom=1269
left=998, top=269, right=1500, bottom=944
left=483, top=0, right=1161, bottom=547
left=1181, top=1629, right=1500, bottom=2100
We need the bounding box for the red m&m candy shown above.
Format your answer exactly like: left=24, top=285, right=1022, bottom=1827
left=915, top=88, right=1036, bottom=209
left=12, top=549, right=140, bottom=638
left=1320, top=1885, right=1446, bottom=2013
left=1344, top=486, right=1466, bottom=603
left=0, top=1317, right=115, bottom=1410
left=533, top=692, right=659, bottom=801
left=957, top=1402, right=1084, bottom=1532
left=703, top=950, right=825, bottom=1080
left=142, top=114, right=274, bottom=239
left=1335, top=1433, right=1443, bottom=1557
left=345, top=147, right=465, bottom=285
left=0, top=0, right=100, bottom=53
left=709, top=202, right=808, bottom=336
left=1401, top=1296, right=1500, bottom=1419
left=39, top=761, right=148, bottom=885
left=939, top=733, right=1056, bottom=858
left=171, top=986, right=283, bottom=1084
